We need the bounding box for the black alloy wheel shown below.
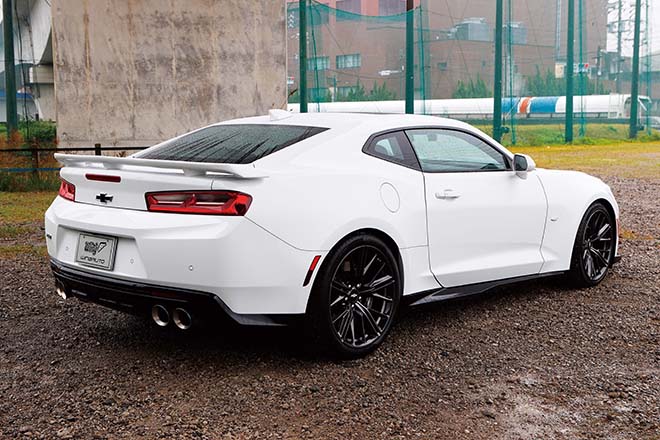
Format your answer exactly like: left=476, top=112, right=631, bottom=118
left=307, top=234, right=401, bottom=358
left=569, top=202, right=615, bottom=287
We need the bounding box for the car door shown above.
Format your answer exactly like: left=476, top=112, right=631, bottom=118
left=405, top=128, right=547, bottom=287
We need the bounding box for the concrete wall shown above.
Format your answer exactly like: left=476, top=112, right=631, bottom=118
left=52, top=0, right=286, bottom=146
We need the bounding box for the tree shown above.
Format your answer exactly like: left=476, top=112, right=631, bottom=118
left=342, top=81, right=397, bottom=102
left=368, top=82, right=397, bottom=101
left=525, top=67, right=609, bottom=96
left=452, top=75, right=492, bottom=98
left=346, top=81, right=368, bottom=101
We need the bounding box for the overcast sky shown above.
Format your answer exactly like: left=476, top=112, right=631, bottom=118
left=607, top=0, right=658, bottom=57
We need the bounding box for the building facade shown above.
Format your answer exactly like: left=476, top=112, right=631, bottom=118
left=287, top=0, right=614, bottom=100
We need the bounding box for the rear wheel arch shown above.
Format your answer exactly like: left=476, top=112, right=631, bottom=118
left=304, top=228, right=404, bottom=357
left=306, top=228, right=403, bottom=312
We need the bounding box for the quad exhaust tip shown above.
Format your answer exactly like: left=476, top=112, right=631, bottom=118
left=172, top=308, right=193, bottom=331
left=151, top=304, right=170, bottom=327
left=151, top=305, right=192, bottom=330
left=55, top=281, right=67, bottom=300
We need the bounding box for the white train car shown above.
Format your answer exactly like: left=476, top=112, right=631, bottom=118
left=288, top=94, right=650, bottom=120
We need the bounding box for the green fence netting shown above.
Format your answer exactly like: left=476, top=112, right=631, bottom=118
left=286, top=0, right=658, bottom=145
left=287, top=1, right=428, bottom=111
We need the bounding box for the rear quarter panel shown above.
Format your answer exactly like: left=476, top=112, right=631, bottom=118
left=213, top=127, right=428, bottom=252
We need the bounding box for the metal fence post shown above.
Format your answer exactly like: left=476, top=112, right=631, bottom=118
left=493, top=0, right=504, bottom=142
left=95, top=143, right=102, bottom=156
left=629, top=0, right=642, bottom=139
left=405, top=0, right=415, bottom=114
left=299, top=0, right=308, bottom=113
left=565, top=0, right=575, bottom=143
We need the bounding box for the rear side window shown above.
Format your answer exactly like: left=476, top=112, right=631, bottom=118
left=137, top=124, right=328, bottom=164
left=363, top=131, right=420, bottom=170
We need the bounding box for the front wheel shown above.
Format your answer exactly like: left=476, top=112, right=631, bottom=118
left=568, top=202, right=616, bottom=287
left=306, top=234, right=401, bottom=358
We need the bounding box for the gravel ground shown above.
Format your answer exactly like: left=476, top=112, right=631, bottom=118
left=0, top=175, right=658, bottom=440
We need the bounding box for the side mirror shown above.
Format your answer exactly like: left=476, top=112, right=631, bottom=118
left=513, top=154, right=536, bottom=179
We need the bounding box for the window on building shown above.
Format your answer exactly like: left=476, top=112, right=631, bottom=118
left=336, top=0, right=361, bottom=14
left=308, top=56, right=330, bottom=71
left=337, top=54, right=362, bottom=69
left=379, top=0, right=406, bottom=15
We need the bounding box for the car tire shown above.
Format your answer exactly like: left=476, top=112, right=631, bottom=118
left=567, top=202, right=615, bottom=287
left=305, top=234, right=402, bottom=358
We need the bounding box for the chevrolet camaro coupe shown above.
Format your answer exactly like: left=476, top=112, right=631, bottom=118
left=46, top=111, right=620, bottom=357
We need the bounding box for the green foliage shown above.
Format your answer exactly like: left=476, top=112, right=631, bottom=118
left=525, top=67, right=609, bottom=97
left=0, top=121, right=57, bottom=145
left=344, top=81, right=397, bottom=102
left=313, top=89, right=333, bottom=103
left=289, top=81, right=397, bottom=103
left=368, top=82, right=397, bottom=101
left=452, top=75, right=492, bottom=99
left=346, top=82, right=368, bottom=101
left=0, top=172, right=60, bottom=192
left=21, top=121, right=57, bottom=145
left=287, top=88, right=332, bottom=103
left=478, top=123, right=660, bottom=147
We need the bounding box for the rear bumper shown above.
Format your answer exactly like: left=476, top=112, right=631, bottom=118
left=51, top=259, right=299, bottom=326
left=45, top=196, right=323, bottom=315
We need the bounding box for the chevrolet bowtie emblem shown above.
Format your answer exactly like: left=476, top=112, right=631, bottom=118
left=96, top=193, right=114, bottom=203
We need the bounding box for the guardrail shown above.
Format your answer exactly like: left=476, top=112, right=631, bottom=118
left=0, top=144, right=148, bottom=173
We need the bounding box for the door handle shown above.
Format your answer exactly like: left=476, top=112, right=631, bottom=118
left=435, top=189, right=461, bottom=200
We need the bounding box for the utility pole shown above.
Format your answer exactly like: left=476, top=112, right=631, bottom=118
left=3, top=0, right=18, bottom=135
left=616, top=0, right=623, bottom=93
left=629, top=0, right=641, bottom=138
left=420, top=0, right=430, bottom=103
left=405, top=0, right=414, bottom=114
left=493, top=0, right=503, bottom=142
left=595, top=45, right=602, bottom=93
left=555, top=0, right=562, bottom=60
left=565, top=0, right=575, bottom=143
left=299, top=0, right=308, bottom=113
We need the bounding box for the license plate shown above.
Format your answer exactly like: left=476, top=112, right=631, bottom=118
left=75, top=233, right=117, bottom=270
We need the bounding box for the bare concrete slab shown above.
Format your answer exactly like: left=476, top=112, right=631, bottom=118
left=52, top=0, right=286, bottom=147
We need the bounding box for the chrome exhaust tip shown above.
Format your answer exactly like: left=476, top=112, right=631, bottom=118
left=172, top=308, right=192, bottom=331
left=56, top=287, right=67, bottom=300
left=55, top=281, right=67, bottom=300
left=151, top=304, right=170, bottom=327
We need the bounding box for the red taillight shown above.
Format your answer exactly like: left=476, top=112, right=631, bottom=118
left=86, top=173, right=121, bottom=183
left=58, top=179, right=76, bottom=201
left=145, top=191, right=252, bottom=216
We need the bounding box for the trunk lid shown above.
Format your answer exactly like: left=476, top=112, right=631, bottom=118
left=55, top=153, right=267, bottom=211
left=60, top=166, right=215, bottom=210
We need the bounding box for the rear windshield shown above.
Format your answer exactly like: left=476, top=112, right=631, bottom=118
left=137, top=124, right=328, bottom=164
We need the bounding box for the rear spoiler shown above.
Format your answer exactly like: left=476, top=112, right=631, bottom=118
left=54, top=154, right=267, bottom=179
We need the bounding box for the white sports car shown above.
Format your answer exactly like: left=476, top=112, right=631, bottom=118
left=46, top=111, right=620, bottom=357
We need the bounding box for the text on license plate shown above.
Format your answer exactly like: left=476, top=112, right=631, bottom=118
left=75, top=233, right=117, bottom=270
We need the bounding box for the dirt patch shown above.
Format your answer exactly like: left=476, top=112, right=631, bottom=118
left=0, top=176, right=658, bottom=439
